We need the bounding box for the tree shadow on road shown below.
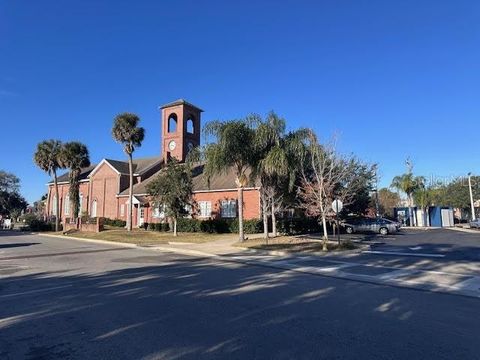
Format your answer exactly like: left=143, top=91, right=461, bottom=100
left=0, top=242, right=40, bottom=249
left=0, top=255, right=479, bottom=359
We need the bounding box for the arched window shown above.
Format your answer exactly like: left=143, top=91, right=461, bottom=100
left=168, top=113, right=177, bottom=133
left=51, top=195, right=57, bottom=216
left=64, top=195, right=70, bottom=215
left=186, top=116, right=195, bottom=134
left=91, top=199, right=97, bottom=218
left=79, top=193, right=83, bottom=214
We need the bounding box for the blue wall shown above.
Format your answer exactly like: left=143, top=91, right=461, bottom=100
left=429, top=207, right=442, bottom=227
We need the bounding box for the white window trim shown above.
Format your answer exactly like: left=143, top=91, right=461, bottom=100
left=64, top=195, right=70, bottom=216
left=79, top=194, right=83, bottom=214
left=91, top=199, right=97, bottom=218
left=221, top=199, right=237, bottom=218
left=51, top=195, right=57, bottom=216
left=198, top=201, right=212, bottom=218
left=153, top=203, right=166, bottom=219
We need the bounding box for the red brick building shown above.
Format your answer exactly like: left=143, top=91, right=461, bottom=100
left=45, top=100, right=261, bottom=227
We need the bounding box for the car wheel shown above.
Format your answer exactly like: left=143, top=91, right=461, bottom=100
left=346, top=226, right=354, bottom=234
left=379, top=227, right=388, bottom=236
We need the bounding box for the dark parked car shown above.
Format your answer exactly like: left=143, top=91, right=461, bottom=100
left=342, top=218, right=400, bottom=235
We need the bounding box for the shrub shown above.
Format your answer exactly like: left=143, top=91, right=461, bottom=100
left=276, top=217, right=322, bottom=235
left=177, top=218, right=201, bottom=232
left=142, top=222, right=149, bottom=230
left=199, top=219, right=228, bottom=233
left=104, top=218, right=127, bottom=227
left=228, top=219, right=263, bottom=234
left=20, top=214, right=58, bottom=232
left=154, top=223, right=162, bottom=232
left=161, top=222, right=170, bottom=232
left=148, top=223, right=155, bottom=231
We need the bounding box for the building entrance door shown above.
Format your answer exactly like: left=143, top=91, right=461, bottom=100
left=138, top=205, right=145, bottom=227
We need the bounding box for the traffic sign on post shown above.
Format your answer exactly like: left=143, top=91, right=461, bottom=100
left=331, top=199, right=343, bottom=244
left=332, top=199, right=343, bottom=214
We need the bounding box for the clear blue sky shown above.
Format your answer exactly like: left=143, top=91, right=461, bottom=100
left=1, top=0, right=479, bottom=204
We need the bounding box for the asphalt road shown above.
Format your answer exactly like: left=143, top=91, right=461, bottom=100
left=367, top=228, right=480, bottom=260
left=1, top=232, right=480, bottom=360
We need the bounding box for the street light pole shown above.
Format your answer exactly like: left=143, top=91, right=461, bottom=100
left=373, top=164, right=379, bottom=218
left=468, top=172, right=475, bottom=221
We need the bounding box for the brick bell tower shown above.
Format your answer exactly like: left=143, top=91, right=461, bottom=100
left=160, top=99, right=203, bottom=162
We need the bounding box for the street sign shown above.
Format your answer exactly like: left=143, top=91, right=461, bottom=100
left=332, top=199, right=343, bottom=214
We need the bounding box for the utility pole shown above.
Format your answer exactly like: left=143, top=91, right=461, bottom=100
left=373, top=164, right=380, bottom=218
left=468, top=172, right=475, bottom=220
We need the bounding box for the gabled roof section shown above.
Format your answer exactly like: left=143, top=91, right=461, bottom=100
left=89, top=157, right=163, bottom=178
left=50, top=156, right=163, bottom=185
left=160, top=99, right=204, bottom=112
left=49, top=164, right=96, bottom=184
left=118, top=163, right=260, bottom=196
left=89, top=159, right=123, bottom=177
left=130, top=156, right=163, bottom=175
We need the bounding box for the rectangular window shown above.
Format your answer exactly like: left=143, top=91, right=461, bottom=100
left=153, top=204, right=166, bottom=219
left=184, top=204, right=192, bottom=218
left=221, top=200, right=237, bottom=218
left=120, top=204, right=125, bottom=217
left=198, top=201, right=212, bottom=218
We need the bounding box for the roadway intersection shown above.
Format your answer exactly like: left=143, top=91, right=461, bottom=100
left=1, top=229, right=479, bottom=359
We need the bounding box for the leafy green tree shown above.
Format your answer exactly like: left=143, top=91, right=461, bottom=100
left=201, top=118, right=257, bottom=242
left=59, top=142, right=91, bottom=219
left=432, top=176, right=480, bottom=218
left=342, top=167, right=375, bottom=216
left=32, top=194, right=48, bottom=216
left=34, top=140, right=63, bottom=231
left=253, top=112, right=308, bottom=239
left=112, top=113, right=145, bottom=231
left=147, top=158, right=193, bottom=236
left=0, top=172, right=27, bottom=218
left=377, top=188, right=401, bottom=218
left=0, top=170, right=20, bottom=193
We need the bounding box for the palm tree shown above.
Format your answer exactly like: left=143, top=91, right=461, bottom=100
left=112, top=113, right=145, bottom=231
left=253, top=112, right=308, bottom=238
left=202, top=118, right=256, bottom=242
left=59, top=142, right=90, bottom=220
left=33, top=140, right=63, bottom=231
left=413, top=179, right=433, bottom=226
left=391, top=173, right=424, bottom=226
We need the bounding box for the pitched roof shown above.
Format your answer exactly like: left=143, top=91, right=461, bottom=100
left=159, top=99, right=204, bottom=112
left=103, top=157, right=162, bottom=175
left=51, top=156, right=162, bottom=184
left=54, top=164, right=96, bottom=183
left=118, top=164, right=259, bottom=196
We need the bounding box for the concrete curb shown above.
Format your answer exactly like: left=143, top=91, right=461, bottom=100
left=238, top=244, right=370, bottom=258
left=447, top=227, right=480, bottom=234
left=37, top=233, right=140, bottom=248
left=142, top=245, right=218, bottom=258
left=38, top=233, right=219, bottom=258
